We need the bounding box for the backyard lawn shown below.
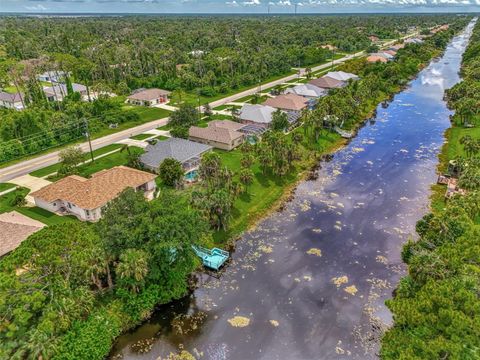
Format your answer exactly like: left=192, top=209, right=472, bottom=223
left=30, top=144, right=124, bottom=178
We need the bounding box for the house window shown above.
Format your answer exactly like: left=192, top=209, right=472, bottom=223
left=86, top=209, right=90, bottom=216
left=67, top=202, right=72, bottom=209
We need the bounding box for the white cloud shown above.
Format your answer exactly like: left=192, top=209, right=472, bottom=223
left=226, top=0, right=240, bottom=5
left=24, top=4, right=48, bottom=10
left=242, top=0, right=261, bottom=4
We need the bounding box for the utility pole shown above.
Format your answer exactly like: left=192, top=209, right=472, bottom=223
left=294, top=3, right=298, bottom=15
left=83, top=118, right=94, bottom=163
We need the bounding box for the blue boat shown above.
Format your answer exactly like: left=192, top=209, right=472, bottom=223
left=192, top=245, right=229, bottom=270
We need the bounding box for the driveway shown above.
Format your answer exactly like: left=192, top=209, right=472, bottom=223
left=9, top=175, right=51, bottom=205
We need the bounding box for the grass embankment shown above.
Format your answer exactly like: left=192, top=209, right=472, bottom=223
left=430, top=122, right=480, bottom=213
left=0, top=183, right=16, bottom=192
left=213, top=129, right=341, bottom=244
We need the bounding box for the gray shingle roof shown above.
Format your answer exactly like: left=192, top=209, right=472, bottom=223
left=239, top=104, right=277, bottom=124
left=140, top=137, right=212, bottom=169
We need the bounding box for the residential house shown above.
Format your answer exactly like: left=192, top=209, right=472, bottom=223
left=308, top=76, right=345, bottom=90
left=389, top=44, right=405, bottom=51
left=239, top=104, right=277, bottom=128
left=383, top=50, right=397, bottom=56
left=368, top=35, right=380, bottom=42
left=189, top=120, right=245, bottom=151
left=0, top=211, right=45, bottom=257
left=140, top=137, right=212, bottom=177
left=405, top=38, right=424, bottom=44
left=320, top=44, right=337, bottom=51
left=126, top=88, right=171, bottom=106
left=263, top=93, right=309, bottom=114
left=323, top=71, right=359, bottom=82
left=285, top=84, right=327, bottom=99
left=0, top=92, right=24, bottom=110
left=38, top=71, right=70, bottom=83
left=43, top=83, right=88, bottom=102
left=366, top=55, right=388, bottom=63
left=30, top=166, right=157, bottom=222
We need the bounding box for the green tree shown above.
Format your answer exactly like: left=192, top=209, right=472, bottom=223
left=159, top=158, right=184, bottom=187
left=271, top=109, right=289, bottom=132
left=58, top=145, right=84, bottom=176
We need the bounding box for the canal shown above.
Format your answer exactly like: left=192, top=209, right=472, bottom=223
left=111, top=20, right=476, bottom=360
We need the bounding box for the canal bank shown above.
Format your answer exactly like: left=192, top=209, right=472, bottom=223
left=110, top=22, right=475, bottom=360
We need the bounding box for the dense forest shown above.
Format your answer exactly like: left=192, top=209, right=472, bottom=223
left=381, top=20, right=480, bottom=359
left=0, top=14, right=462, bottom=164
left=0, top=16, right=468, bottom=360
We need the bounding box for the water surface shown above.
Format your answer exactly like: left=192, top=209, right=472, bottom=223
left=111, top=21, right=475, bottom=360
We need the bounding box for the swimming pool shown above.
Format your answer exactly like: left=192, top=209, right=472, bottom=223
left=184, top=170, right=198, bottom=182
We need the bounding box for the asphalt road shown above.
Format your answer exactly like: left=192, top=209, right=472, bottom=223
left=0, top=34, right=415, bottom=183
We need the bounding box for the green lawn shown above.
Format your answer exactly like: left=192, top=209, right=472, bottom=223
left=30, top=144, right=124, bottom=178
left=0, top=183, right=16, bottom=192
left=17, top=207, right=77, bottom=226
left=127, top=107, right=171, bottom=122
left=155, top=135, right=169, bottom=141
left=438, top=126, right=480, bottom=172
left=47, top=146, right=144, bottom=182
left=129, top=133, right=153, bottom=141
left=207, top=114, right=233, bottom=121
left=0, top=187, right=75, bottom=225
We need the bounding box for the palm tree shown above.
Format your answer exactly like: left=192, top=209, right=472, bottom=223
left=116, top=249, right=149, bottom=293
left=239, top=168, right=254, bottom=193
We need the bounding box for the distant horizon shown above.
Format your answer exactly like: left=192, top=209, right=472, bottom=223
left=2, top=0, right=480, bottom=16
left=1, top=10, right=479, bottom=15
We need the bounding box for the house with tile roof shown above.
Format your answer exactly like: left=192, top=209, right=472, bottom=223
left=140, top=137, right=212, bottom=175
left=308, top=76, right=345, bottom=90
left=126, top=88, right=171, bottom=106
left=30, top=166, right=157, bottom=222
left=285, top=84, right=327, bottom=99
left=0, top=211, right=45, bottom=257
left=366, top=55, right=388, bottom=63
left=263, top=93, right=308, bottom=113
left=189, top=120, right=245, bottom=151
left=239, top=104, right=277, bottom=127
left=323, top=71, right=359, bottom=82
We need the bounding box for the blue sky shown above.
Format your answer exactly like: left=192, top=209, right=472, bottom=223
left=1, top=0, right=479, bottom=13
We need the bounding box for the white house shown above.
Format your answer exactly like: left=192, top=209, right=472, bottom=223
left=285, top=84, right=327, bottom=99
left=43, top=83, right=88, bottom=102
left=30, top=166, right=157, bottom=222
left=126, top=88, right=171, bottom=106
left=323, top=71, right=359, bottom=82
left=239, top=104, right=277, bottom=128
left=38, top=71, right=70, bottom=83
left=0, top=92, right=24, bottom=110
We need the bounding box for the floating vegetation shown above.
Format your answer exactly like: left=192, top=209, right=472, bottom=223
left=130, top=337, right=155, bottom=354
left=376, top=255, right=388, bottom=265
left=171, top=311, right=208, bottom=335
left=259, top=245, right=273, bottom=254
left=332, top=276, right=349, bottom=287
left=306, top=248, right=322, bottom=257
left=352, top=147, right=365, bottom=153
left=162, top=350, right=196, bottom=360
left=269, top=320, right=279, bottom=327
left=227, top=316, right=250, bottom=327
left=344, top=285, right=358, bottom=296
left=299, top=200, right=311, bottom=212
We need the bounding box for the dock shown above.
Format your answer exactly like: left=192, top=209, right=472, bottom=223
left=334, top=126, right=353, bottom=139
left=192, top=245, right=229, bottom=270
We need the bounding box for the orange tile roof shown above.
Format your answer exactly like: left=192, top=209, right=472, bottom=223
left=263, top=94, right=308, bottom=111
left=0, top=211, right=45, bottom=257
left=366, top=55, right=388, bottom=63
left=31, top=166, right=157, bottom=210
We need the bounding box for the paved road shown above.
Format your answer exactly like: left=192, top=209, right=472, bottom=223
left=0, top=34, right=416, bottom=183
